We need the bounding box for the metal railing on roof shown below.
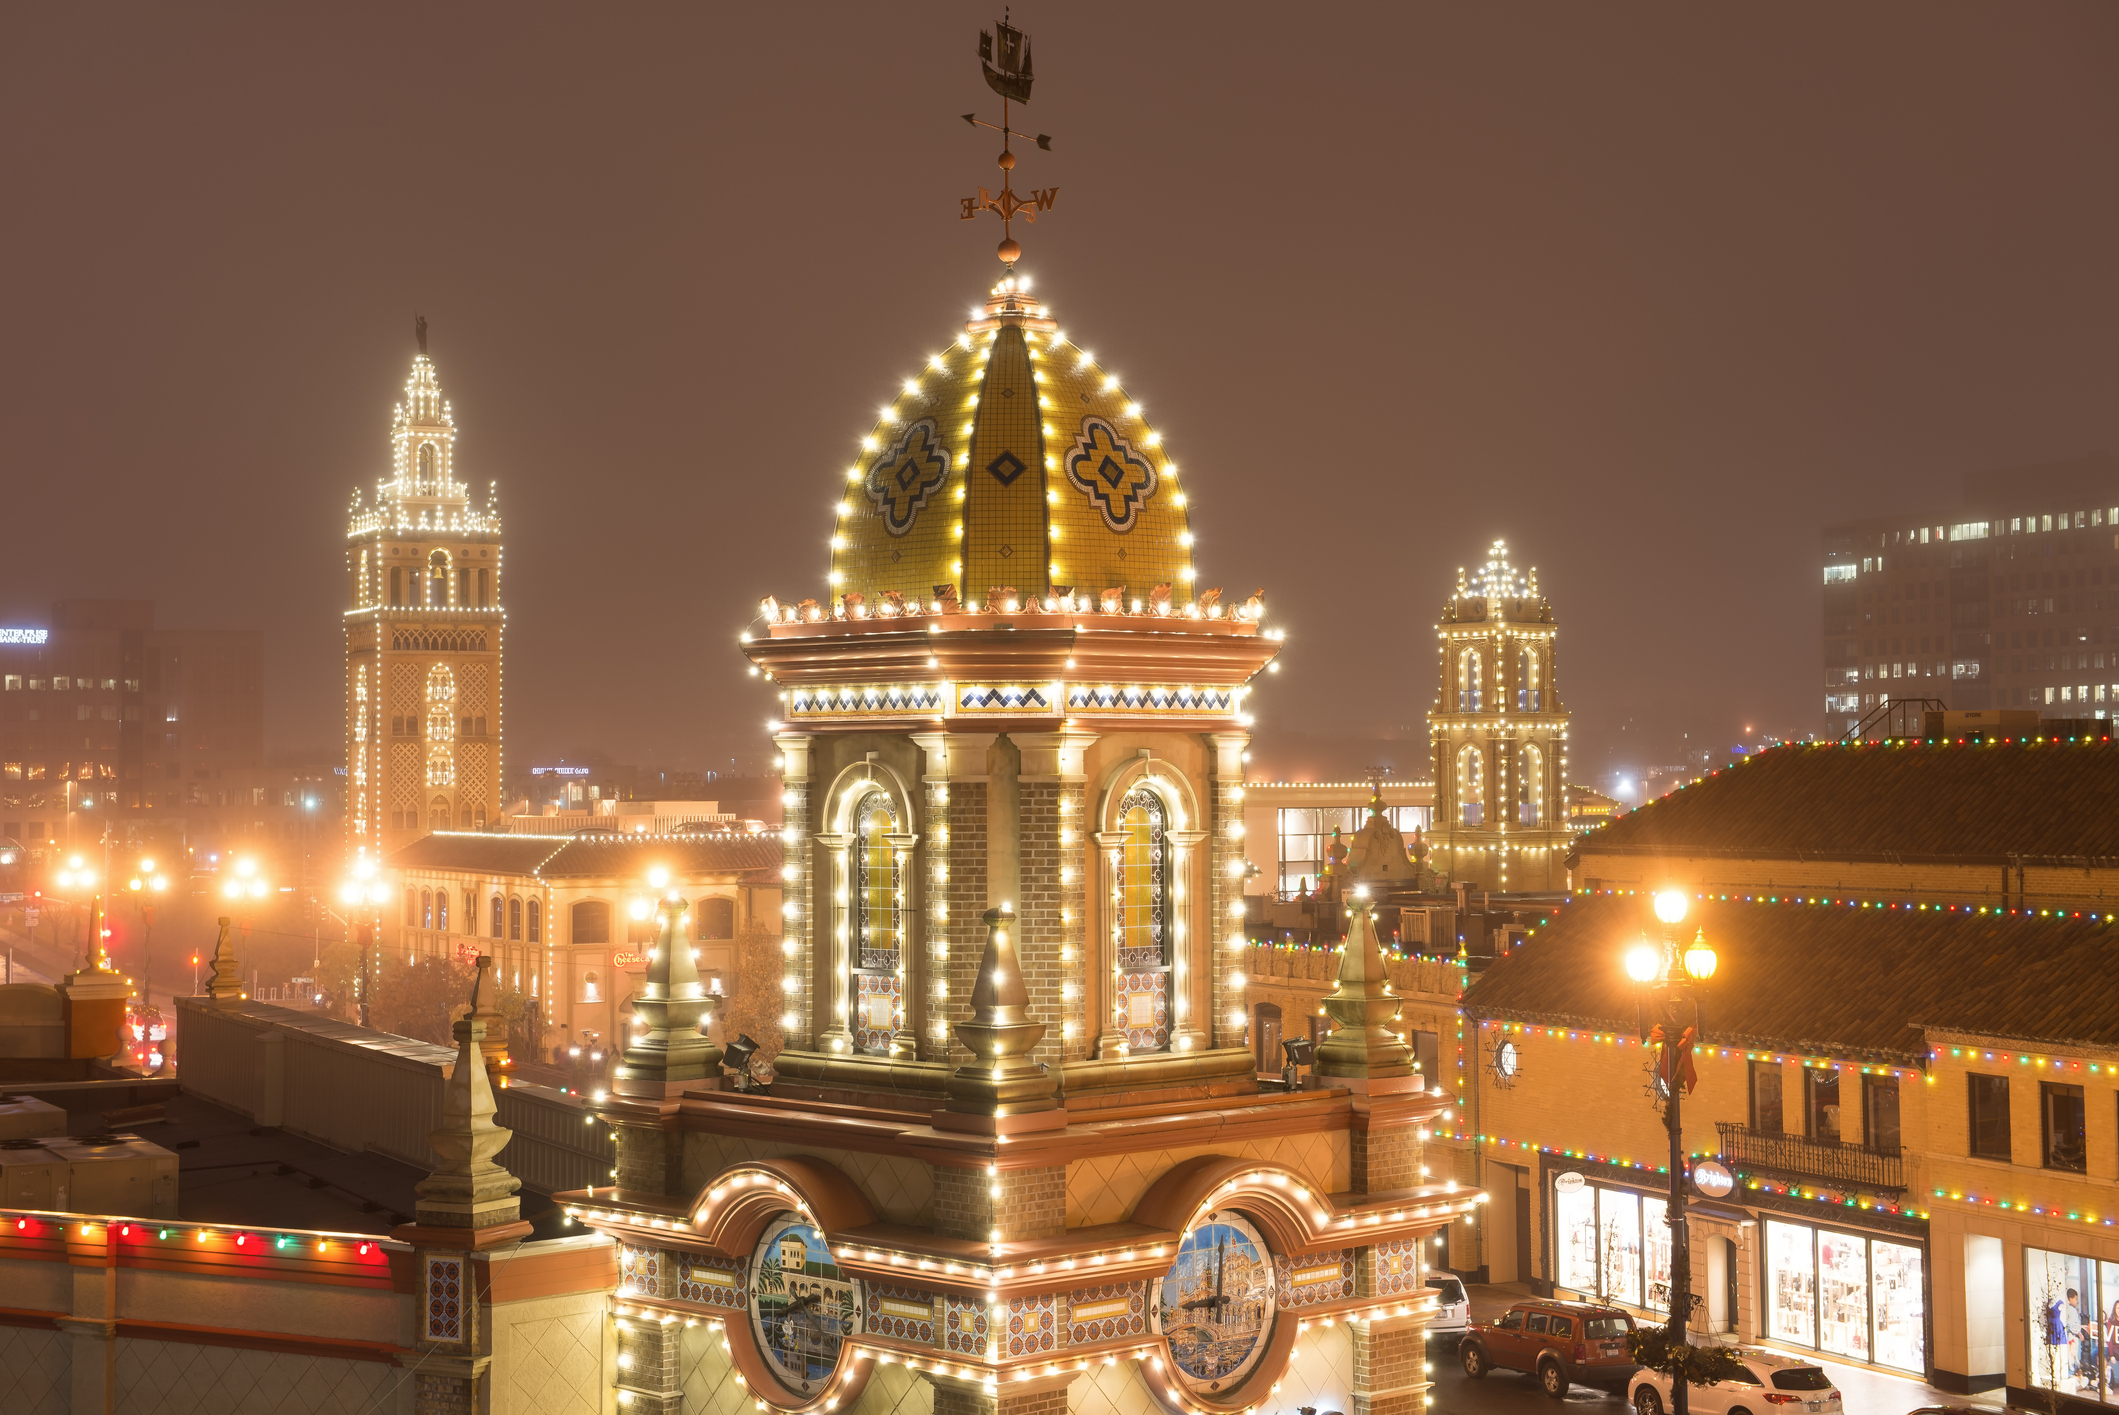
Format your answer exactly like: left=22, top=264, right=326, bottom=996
left=1716, top=1121, right=1905, bottom=1194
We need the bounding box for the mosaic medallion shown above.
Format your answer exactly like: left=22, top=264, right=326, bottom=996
left=1064, top=417, right=1157, bottom=533
left=1153, top=1212, right=1276, bottom=1395
left=865, top=418, right=952, bottom=536
left=750, top=1217, right=862, bottom=1395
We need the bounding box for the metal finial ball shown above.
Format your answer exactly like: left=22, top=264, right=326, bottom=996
left=998, top=149, right=1016, bottom=171
left=997, top=236, right=1021, bottom=264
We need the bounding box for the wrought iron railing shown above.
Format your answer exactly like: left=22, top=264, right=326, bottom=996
left=1716, top=1121, right=1906, bottom=1194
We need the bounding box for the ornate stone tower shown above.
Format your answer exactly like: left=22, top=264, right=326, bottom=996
left=343, top=326, right=504, bottom=868
left=567, top=30, right=1472, bottom=1415
left=1429, top=541, right=1571, bottom=891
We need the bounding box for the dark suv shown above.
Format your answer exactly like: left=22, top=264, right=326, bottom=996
left=1459, top=1299, right=1639, bottom=1398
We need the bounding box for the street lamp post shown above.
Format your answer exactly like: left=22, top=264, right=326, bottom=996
left=1625, top=891, right=1718, bottom=1415
left=338, top=857, right=389, bottom=1028
left=126, top=859, right=169, bottom=1044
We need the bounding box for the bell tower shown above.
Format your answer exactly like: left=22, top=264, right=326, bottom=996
left=1429, top=540, right=1571, bottom=891
left=344, top=320, right=505, bottom=866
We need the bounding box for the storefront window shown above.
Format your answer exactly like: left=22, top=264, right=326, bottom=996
left=1768, top=1218, right=1925, bottom=1374
left=2026, top=1248, right=2116, bottom=1402
left=1601, top=1192, right=1642, bottom=1308
left=1643, top=1197, right=1672, bottom=1315
left=1556, top=1182, right=1598, bottom=1294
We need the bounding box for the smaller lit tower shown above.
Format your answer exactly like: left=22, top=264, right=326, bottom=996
left=343, top=319, right=505, bottom=867
left=1429, top=540, right=1570, bottom=891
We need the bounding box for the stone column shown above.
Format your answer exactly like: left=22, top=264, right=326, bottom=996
left=932, top=1371, right=1076, bottom=1415
left=1167, top=827, right=1209, bottom=1053
left=615, top=1273, right=684, bottom=1414
left=1318, top=900, right=1426, bottom=1196
left=775, top=732, right=815, bottom=1051
left=1011, top=729, right=1095, bottom=1065
left=813, top=829, right=854, bottom=1056
left=911, top=731, right=955, bottom=1061
left=1207, top=731, right=1250, bottom=1051
left=1349, top=1312, right=1429, bottom=1415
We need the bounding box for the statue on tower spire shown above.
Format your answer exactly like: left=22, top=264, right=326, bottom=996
left=414, top=313, right=428, bottom=356
left=959, top=12, right=1057, bottom=267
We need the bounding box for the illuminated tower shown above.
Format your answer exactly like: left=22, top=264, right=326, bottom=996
left=343, top=323, right=504, bottom=866
left=1429, top=540, right=1571, bottom=890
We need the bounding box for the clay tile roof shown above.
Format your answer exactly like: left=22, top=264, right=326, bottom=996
left=1461, top=894, right=2119, bottom=1062
left=387, top=831, right=781, bottom=879
left=1577, top=738, right=2119, bottom=865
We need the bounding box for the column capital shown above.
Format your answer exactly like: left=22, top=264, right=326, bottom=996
left=773, top=732, right=815, bottom=780
left=1206, top=730, right=1249, bottom=779
left=1011, top=726, right=1100, bottom=781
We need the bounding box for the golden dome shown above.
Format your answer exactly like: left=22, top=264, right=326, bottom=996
left=827, top=273, right=1194, bottom=611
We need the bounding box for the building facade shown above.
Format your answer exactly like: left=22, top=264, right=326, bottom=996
left=0, top=600, right=264, bottom=858
left=1429, top=542, right=1572, bottom=892
left=343, top=338, right=505, bottom=869
left=1820, top=453, right=2119, bottom=738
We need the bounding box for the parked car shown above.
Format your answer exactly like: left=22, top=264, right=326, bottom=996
left=1425, top=1274, right=1470, bottom=1336
left=1459, top=1299, right=1640, bottom=1397
left=1628, top=1348, right=1843, bottom=1415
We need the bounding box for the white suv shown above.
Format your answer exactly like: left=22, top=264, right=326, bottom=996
left=1628, top=1348, right=1843, bottom=1415
left=1425, top=1275, right=1469, bottom=1336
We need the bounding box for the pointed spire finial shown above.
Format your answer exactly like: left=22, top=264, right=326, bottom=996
left=944, top=907, right=1060, bottom=1120
left=614, top=895, right=722, bottom=1094
left=412, top=974, right=522, bottom=1231
left=206, top=916, right=245, bottom=1003
left=1313, top=898, right=1418, bottom=1090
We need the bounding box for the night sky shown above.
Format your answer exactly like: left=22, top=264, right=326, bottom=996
left=4, top=5, right=2115, bottom=792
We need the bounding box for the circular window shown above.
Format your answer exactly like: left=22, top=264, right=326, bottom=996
left=1153, top=1211, right=1276, bottom=1395
left=750, top=1215, right=861, bottom=1396
left=1496, top=1041, right=1518, bottom=1078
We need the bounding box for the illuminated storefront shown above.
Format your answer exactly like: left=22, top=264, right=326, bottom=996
left=1763, top=1218, right=1924, bottom=1373
left=1552, top=1175, right=1674, bottom=1314
left=2025, top=1247, right=2119, bottom=1404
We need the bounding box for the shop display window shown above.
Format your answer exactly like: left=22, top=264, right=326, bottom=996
left=1601, top=1191, right=1642, bottom=1307
left=1553, top=1177, right=1667, bottom=1312
left=1643, top=1197, right=1672, bottom=1315
left=2026, top=1248, right=2119, bottom=1403
left=1556, top=1182, right=1598, bottom=1295
left=1767, top=1218, right=1925, bottom=1374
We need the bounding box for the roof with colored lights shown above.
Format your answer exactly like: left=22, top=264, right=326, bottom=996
left=386, top=830, right=781, bottom=879
left=1464, top=893, right=2119, bottom=1060
left=1577, top=736, right=2119, bottom=864
left=823, top=274, right=1195, bottom=609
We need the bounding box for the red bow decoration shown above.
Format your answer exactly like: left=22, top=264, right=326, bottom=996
left=1649, top=1024, right=1699, bottom=1095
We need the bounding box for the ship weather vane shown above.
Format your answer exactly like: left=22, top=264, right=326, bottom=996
left=960, top=12, right=1056, bottom=267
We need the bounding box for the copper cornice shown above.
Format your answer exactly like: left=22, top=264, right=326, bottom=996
left=747, top=620, right=1276, bottom=687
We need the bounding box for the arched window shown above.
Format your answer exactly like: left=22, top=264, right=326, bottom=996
left=1457, top=649, right=1483, bottom=711
left=1113, top=786, right=1172, bottom=1053
left=850, top=790, right=901, bottom=1056
left=1458, top=747, right=1485, bottom=825
left=428, top=549, right=449, bottom=605
left=1518, top=745, right=1544, bottom=825
left=418, top=443, right=436, bottom=480
left=421, top=889, right=434, bottom=929
left=436, top=891, right=449, bottom=932
left=405, top=886, right=418, bottom=926
left=389, top=566, right=403, bottom=606
left=424, top=667, right=456, bottom=790
left=509, top=897, right=522, bottom=941
left=428, top=796, right=451, bottom=829
left=697, top=897, right=736, bottom=941
left=1516, top=646, right=1542, bottom=712
left=571, top=900, right=610, bottom=945
left=464, top=891, right=476, bottom=932
left=1253, top=1001, right=1284, bottom=1076
left=527, top=899, right=541, bottom=943
left=491, top=894, right=504, bottom=937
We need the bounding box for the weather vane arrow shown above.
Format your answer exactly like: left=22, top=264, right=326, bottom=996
left=959, top=12, right=1056, bottom=267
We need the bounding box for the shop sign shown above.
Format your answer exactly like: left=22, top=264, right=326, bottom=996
left=1554, top=1171, right=1585, bottom=1194
left=1691, top=1159, right=1735, bottom=1199
left=614, top=950, right=647, bottom=968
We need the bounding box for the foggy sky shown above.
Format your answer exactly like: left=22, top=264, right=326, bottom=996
left=3, top=4, right=2114, bottom=788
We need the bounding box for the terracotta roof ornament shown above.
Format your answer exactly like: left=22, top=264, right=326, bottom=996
left=413, top=962, right=523, bottom=1231
left=944, top=907, right=1061, bottom=1123
left=616, top=896, right=722, bottom=1093
left=205, top=916, right=244, bottom=1004
left=1313, top=898, right=1419, bottom=1092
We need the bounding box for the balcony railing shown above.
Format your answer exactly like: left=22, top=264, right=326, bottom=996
left=1716, top=1121, right=1906, bottom=1194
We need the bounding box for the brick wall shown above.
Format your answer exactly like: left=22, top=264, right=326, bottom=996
left=1350, top=1125, right=1423, bottom=1194
left=781, top=757, right=814, bottom=1049
left=616, top=1317, right=682, bottom=1415
left=932, top=1163, right=1065, bottom=1242
left=1349, top=1319, right=1427, bottom=1415
left=935, top=1381, right=1070, bottom=1415
left=1017, top=781, right=1087, bottom=1064
left=616, top=1124, right=682, bottom=1196
left=923, top=773, right=954, bottom=1061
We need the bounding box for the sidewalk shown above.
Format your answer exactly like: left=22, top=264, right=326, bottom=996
left=1465, top=1282, right=2002, bottom=1413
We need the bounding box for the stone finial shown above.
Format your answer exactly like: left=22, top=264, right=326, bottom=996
left=945, top=908, right=1059, bottom=1116
left=414, top=970, right=521, bottom=1230
left=1314, top=898, right=1418, bottom=1089
left=205, top=916, right=245, bottom=1003
left=466, top=955, right=512, bottom=1093
left=615, top=896, right=721, bottom=1092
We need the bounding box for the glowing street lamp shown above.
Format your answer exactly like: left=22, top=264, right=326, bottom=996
left=1622, top=890, right=1718, bottom=1415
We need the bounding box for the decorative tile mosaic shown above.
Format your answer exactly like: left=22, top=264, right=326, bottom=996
left=1275, top=1250, right=1355, bottom=1308
left=1116, top=968, right=1168, bottom=1052
left=423, top=1252, right=465, bottom=1343
left=1064, top=1282, right=1147, bottom=1345
left=790, top=684, right=947, bottom=717
left=677, top=1251, right=746, bottom=1308
left=854, top=972, right=901, bottom=1054
left=864, top=1284, right=937, bottom=1345
left=956, top=683, right=1052, bottom=713
left=1005, top=1294, right=1057, bottom=1358
left=941, top=1294, right=989, bottom=1356
left=1369, top=1239, right=1424, bottom=1297
left=618, top=1244, right=664, bottom=1298
left=1064, top=684, right=1234, bottom=714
